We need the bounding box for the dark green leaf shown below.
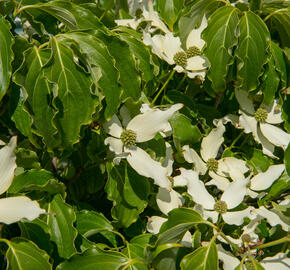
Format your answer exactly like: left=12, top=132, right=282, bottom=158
left=0, top=16, right=13, bottom=101
left=202, top=6, right=239, bottom=91
left=8, top=169, right=65, bottom=195
left=62, top=32, right=121, bottom=119
left=285, top=144, right=290, bottom=176
left=47, top=194, right=78, bottom=258
left=235, top=11, right=270, bottom=90
left=1, top=238, right=52, bottom=270
left=270, top=9, right=290, bottom=47
left=56, top=249, right=129, bottom=270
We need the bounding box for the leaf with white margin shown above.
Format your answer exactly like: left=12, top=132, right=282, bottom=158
left=0, top=136, right=17, bottom=195
left=0, top=196, right=45, bottom=225
left=156, top=188, right=184, bottom=215
left=126, top=146, right=171, bottom=189
left=250, top=164, right=285, bottom=191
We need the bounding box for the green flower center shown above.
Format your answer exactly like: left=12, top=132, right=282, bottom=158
left=254, top=108, right=268, bottom=123
left=173, top=51, right=187, bottom=68
left=120, top=129, right=137, bottom=147
left=214, top=200, right=227, bottom=214
left=186, top=46, right=201, bottom=58
left=206, top=158, right=218, bottom=172
left=245, top=261, right=255, bottom=270
left=241, top=233, right=251, bottom=243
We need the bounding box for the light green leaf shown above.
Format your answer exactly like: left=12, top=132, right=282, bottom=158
left=122, top=243, right=149, bottom=270
left=170, top=112, right=202, bottom=150
left=156, top=0, right=184, bottom=30
left=178, top=0, right=220, bottom=45
left=8, top=169, right=65, bottom=195
left=202, top=6, right=239, bottom=92
left=47, top=194, right=78, bottom=258
left=62, top=32, right=121, bottom=119
left=0, top=16, right=13, bottom=101
left=45, top=37, right=97, bottom=148
left=235, top=11, right=270, bottom=91
left=1, top=238, right=52, bottom=270
left=180, top=240, right=218, bottom=270
left=56, top=249, right=129, bottom=270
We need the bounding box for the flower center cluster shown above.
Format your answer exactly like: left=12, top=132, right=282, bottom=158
left=241, top=233, right=251, bottom=243
left=186, top=46, right=201, bottom=58
left=214, top=200, right=227, bottom=214
left=254, top=108, right=268, bottom=123
left=245, top=261, right=255, bottom=270
left=173, top=51, right=187, bottom=68
left=120, top=129, right=137, bottom=147
left=206, top=158, right=218, bottom=171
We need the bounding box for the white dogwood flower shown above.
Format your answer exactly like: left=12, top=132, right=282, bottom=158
left=235, top=89, right=290, bottom=157
left=182, top=120, right=249, bottom=182
left=207, top=164, right=285, bottom=198
left=143, top=16, right=208, bottom=79
left=0, top=137, right=45, bottom=224
left=174, top=168, right=252, bottom=225
left=104, top=104, right=183, bottom=189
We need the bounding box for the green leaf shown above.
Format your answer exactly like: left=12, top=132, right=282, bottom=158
left=202, top=6, right=239, bottom=91
left=62, top=32, right=121, bottom=119
left=285, top=144, right=290, bottom=176
left=261, top=56, right=280, bottom=105
left=156, top=0, right=184, bottom=30
left=269, top=9, right=290, bottom=47
left=8, top=169, right=65, bottom=195
left=19, top=219, right=53, bottom=255
left=0, top=16, right=13, bottom=101
left=282, top=94, right=290, bottom=132
left=178, top=0, right=220, bottom=45
left=105, top=162, right=149, bottom=228
left=1, top=238, right=52, bottom=270
left=45, top=37, right=97, bottom=148
left=56, top=249, right=129, bottom=270
left=258, top=171, right=290, bottom=205
left=102, top=35, right=141, bottom=101
left=235, top=11, right=270, bottom=91
left=156, top=208, right=204, bottom=246
left=170, top=112, right=202, bottom=150
left=15, top=147, right=41, bottom=169
left=247, top=149, right=273, bottom=173
left=180, top=240, right=218, bottom=270
left=13, top=47, right=61, bottom=150
left=47, top=194, right=78, bottom=258
left=122, top=243, right=149, bottom=270
left=270, top=41, right=287, bottom=90
left=76, top=210, right=117, bottom=246
left=118, top=32, right=158, bottom=82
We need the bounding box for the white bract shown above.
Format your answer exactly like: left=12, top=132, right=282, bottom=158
left=143, top=16, right=208, bottom=79
left=175, top=168, right=252, bottom=225
left=104, top=104, right=183, bottom=189
left=182, top=120, right=249, bottom=182
left=235, top=89, right=290, bottom=157
left=0, top=137, right=45, bottom=224
left=207, top=164, right=285, bottom=198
